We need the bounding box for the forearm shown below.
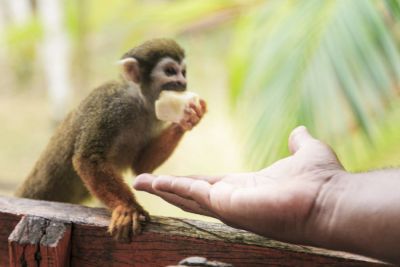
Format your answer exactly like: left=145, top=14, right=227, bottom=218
left=309, top=169, right=400, bottom=264
left=133, top=124, right=185, bottom=174
left=72, top=156, right=135, bottom=208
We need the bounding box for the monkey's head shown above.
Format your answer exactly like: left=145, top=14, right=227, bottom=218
left=119, top=38, right=186, bottom=100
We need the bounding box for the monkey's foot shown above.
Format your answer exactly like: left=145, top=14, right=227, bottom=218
left=108, top=205, right=151, bottom=243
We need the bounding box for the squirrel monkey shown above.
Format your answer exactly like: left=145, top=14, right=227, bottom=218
left=15, top=39, right=207, bottom=242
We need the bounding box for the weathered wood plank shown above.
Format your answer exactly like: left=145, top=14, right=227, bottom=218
left=8, top=215, right=71, bottom=267
left=8, top=216, right=47, bottom=267
left=0, top=213, right=20, bottom=267
left=0, top=196, right=389, bottom=267
left=71, top=224, right=386, bottom=267
left=40, top=220, right=71, bottom=267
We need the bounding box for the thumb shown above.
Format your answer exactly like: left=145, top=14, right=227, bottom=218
left=288, top=126, right=316, bottom=154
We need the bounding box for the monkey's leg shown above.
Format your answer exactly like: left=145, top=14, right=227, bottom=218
left=72, top=155, right=149, bottom=242
left=133, top=124, right=185, bottom=174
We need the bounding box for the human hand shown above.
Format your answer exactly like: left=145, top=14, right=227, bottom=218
left=134, top=126, right=345, bottom=244
left=176, top=99, right=207, bottom=131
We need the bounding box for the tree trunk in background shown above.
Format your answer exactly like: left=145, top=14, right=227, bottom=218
left=37, top=0, right=71, bottom=123
left=6, top=0, right=31, bottom=25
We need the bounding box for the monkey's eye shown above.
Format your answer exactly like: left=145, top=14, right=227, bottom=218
left=165, top=67, right=177, bottom=76
left=182, top=69, right=186, bottom=77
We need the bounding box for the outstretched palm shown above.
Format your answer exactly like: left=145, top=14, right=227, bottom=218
left=134, top=126, right=344, bottom=243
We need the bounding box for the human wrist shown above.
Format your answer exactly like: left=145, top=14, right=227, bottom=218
left=302, top=169, right=350, bottom=248
left=305, top=170, right=400, bottom=264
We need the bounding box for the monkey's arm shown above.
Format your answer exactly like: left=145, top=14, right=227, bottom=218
left=133, top=100, right=206, bottom=174
left=73, top=155, right=135, bottom=209
left=133, top=124, right=185, bottom=174
left=72, top=153, right=149, bottom=241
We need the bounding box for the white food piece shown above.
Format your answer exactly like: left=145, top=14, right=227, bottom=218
left=155, top=91, right=200, bottom=123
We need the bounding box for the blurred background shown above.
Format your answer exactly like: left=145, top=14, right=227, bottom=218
left=1, top=0, right=400, bottom=221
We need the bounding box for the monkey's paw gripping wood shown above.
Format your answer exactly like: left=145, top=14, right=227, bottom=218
left=0, top=196, right=390, bottom=267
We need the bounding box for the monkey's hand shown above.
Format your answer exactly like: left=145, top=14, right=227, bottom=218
left=108, top=204, right=150, bottom=243
left=177, top=99, right=207, bottom=131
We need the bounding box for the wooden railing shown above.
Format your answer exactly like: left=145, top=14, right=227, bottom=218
left=0, top=196, right=388, bottom=267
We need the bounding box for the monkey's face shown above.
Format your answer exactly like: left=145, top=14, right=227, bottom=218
left=149, top=57, right=187, bottom=97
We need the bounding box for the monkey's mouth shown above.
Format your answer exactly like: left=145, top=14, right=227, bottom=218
left=162, top=82, right=186, bottom=92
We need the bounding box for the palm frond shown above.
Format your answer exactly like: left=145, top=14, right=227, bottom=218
left=228, top=0, right=400, bottom=170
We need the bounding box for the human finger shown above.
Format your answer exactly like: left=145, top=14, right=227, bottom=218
left=137, top=173, right=224, bottom=185
left=134, top=173, right=158, bottom=192
left=153, top=176, right=212, bottom=209
left=134, top=175, right=216, bottom=217
left=184, top=175, right=224, bottom=184
left=153, top=190, right=216, bottom=217
left=288, top=126, right=317, bottom=154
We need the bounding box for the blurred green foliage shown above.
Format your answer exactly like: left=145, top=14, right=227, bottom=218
left=228, top=0, right=400, bottom=170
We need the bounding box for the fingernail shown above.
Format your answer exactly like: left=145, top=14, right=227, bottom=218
left=134, top=174, right=156, bottom=189
left=294, top=125, right=306, bottom=133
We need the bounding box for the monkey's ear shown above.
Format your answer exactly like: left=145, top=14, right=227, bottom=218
left=118, top=58, right=141, bottom=84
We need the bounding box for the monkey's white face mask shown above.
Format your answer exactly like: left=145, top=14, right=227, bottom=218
left=151, top=57, right=201, bottom=123
left=118, top=56, right=201, bottom=123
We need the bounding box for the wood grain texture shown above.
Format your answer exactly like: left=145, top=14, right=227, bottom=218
left=8, top=216, right=47, bottom=267
left=40, top=220, right=71, bottom=267
left=8, top=215, right=71, bottom=267
left=0, top=213, right=20, bottom=267
left=0, top=196, right=389, bottom=267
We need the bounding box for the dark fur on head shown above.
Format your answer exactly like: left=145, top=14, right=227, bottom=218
left=122, top=38, right=185, bottom=84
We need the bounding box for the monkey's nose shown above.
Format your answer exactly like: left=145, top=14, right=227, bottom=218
left=177, top=80, right=187, bottom=90
left=177, top=73, right=187, bottom=89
